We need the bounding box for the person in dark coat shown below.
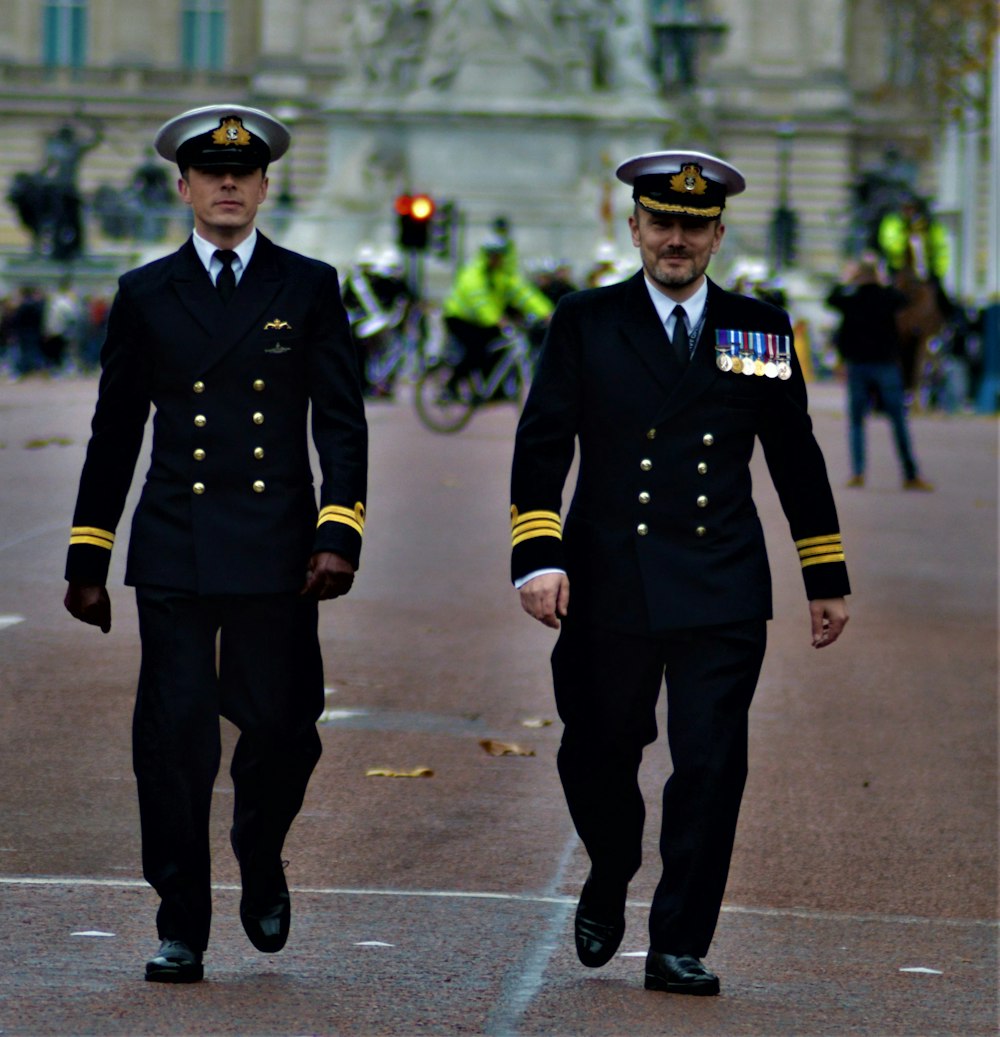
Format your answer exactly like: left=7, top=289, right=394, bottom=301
left=63, top=105, right=368, bottom=984
left=826, top=257, right=933, bottom=490
left=510, top=151, right=850, bottom=996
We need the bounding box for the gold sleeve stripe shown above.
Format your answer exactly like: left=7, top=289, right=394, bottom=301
left=511, top=507, right=562, bottom=529
left=512, top=527, right=563, bottom=548
left=795, top=534, right=843, bottom=549
left=513, top=518, right=562, bottom=536
left=797, top=544, right=843, bottom=559
left=511, top=506, right=562, bottom=548
left=801, top=552, right=846, bottom=568
left=318, top=502, right=366, bottom=536
left=69, top=526, right=115, bottom=549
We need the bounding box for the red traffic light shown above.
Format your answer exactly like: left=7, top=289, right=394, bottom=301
left=395, top=193, right=435, bottom=220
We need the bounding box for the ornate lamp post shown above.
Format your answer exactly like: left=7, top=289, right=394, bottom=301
left=271, top=104, right=299, bottom=234
left=649, top=0, right=726, bottom=90
left=769, top=122, right=798, bottom=272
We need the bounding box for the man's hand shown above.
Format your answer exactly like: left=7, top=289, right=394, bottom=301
left=301, top=551, right=355, bottom=600
left=519, top=572, right=570, bottom=630
left=64, top=583, right=111, bottom=633
left=809, top=597, right=849, bottom=648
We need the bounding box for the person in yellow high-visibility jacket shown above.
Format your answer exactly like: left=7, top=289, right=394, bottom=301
left=877, top=200, right=950, bottom=282
left=443, top=237, right=553, bottom=389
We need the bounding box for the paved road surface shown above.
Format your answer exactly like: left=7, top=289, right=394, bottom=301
left=0, top=374, right=995, bottom=1036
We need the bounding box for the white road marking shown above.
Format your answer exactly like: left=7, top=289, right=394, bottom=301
left=319, top=709, right=369, bottom=722
left=0, top=876, right=993, bottom=929
left=0, top=523, right=68, bottom=553
left=0, top=615, right=25, bottom=630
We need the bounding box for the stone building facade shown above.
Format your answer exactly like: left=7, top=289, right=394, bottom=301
left=0, top=0, right=993, bottom=300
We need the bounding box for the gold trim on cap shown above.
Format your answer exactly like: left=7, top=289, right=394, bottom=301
left=638, top=195, right=722, bottom=218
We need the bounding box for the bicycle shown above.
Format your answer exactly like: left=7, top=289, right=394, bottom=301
left=353, top=299, right=443, bottom=399
left=414, top=321, right=538, bottom=433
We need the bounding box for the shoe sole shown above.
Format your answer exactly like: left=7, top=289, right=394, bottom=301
left=644, top=973, right=719, bottom=996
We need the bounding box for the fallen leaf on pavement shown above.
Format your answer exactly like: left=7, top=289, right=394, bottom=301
left=479, top=739, right=535, bottom=757
left=365, top=766, right=434, bottom=778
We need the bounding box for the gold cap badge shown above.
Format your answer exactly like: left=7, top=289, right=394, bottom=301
left=670, top=164, right=708, bottom=195
left=212, top=117, right=252, bottom=147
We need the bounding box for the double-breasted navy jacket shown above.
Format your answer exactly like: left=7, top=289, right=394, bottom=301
left=66, top=234, right=368, bottom=595
left=510, top=272, right=850, bottom=633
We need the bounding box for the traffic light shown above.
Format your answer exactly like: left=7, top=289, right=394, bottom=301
left=396, top=193, right=435, bottom=251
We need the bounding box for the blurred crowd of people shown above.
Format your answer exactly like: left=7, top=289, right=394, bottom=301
left=5, top=210, right=994, bottom=421
left=0, top=280, right=112, bottom=379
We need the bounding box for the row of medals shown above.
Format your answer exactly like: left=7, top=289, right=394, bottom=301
left=715, top=330, right=792, bottom=380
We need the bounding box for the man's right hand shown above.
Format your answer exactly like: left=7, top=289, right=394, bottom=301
left=519, top=572, right=570, bottom=630
left=64, top=583, right=111, bottom=633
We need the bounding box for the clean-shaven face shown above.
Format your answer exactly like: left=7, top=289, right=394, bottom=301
left=178, top=166, right=269, bottom=245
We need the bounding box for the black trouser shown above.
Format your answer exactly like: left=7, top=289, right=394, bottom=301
left=133, top=586, right=325, bottom=951
left=444, top=316, right=502, bottom=384
left=552, top=617, right=766, bottom=958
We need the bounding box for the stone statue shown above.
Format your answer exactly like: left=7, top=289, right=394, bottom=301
left=418, top=0, right=566, bottom=92
left=604, top=0, right=658, bottom=93
left=93, top=148, right=174, bottom=243
left=7, top=118, right=103, bottom=260
left=347, top=0, right=432, bottom=91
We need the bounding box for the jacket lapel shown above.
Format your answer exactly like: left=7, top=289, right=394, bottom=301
left=616, top=271, right=682, bottom=397
left=169, top=233, right=284, bottom=372
left=168, top=238, right=221, bottom=339
left=647, top=277, right=725, bottom=426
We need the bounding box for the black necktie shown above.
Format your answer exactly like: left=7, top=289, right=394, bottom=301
left=671, top=305, right=689, bottom=365
left=215, top=250, right=237, bottom=304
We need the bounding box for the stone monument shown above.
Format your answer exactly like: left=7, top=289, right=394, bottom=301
left=278, top=0, right=684, bottom=288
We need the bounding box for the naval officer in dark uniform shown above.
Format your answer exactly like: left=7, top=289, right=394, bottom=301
left=63, top=105, right=368, bottom=983
left=510, top=151, right=850, bottom=995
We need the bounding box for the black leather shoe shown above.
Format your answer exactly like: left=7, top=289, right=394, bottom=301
left=232, top=830, right=290, bottom=953
left=644, top=951, right=720, bottom=995
left=144, top=939, right=204, bottom=984
left=574, top=876, right=626, bottom=968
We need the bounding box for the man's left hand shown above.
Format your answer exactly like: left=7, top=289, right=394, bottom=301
left=809, top=597, right=849, bottom=648
left=301, top=551, right=355, bottom=600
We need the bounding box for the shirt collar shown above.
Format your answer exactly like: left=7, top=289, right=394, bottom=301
left=192, top=228, right=258, bottom=278
left=643, top=275, right=708, bottom=330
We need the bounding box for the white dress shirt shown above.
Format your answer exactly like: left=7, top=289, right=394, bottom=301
left=191, top=228, right=257, bottom=287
